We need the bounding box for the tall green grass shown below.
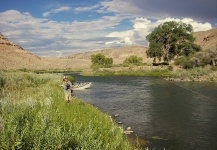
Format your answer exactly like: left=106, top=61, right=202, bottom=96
left=87, top=69, right=175, bottom=77
left=0, top=71, right=139, bottom=150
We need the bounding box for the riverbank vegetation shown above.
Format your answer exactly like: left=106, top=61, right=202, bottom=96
left=82, top=67, right=175, bottom=77
left=0, top=71, right=140, bottom=150
left=85, top=21, right=216, bottom=81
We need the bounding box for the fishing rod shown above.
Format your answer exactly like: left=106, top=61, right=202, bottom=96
left=164, top=77, right=217, bottom=103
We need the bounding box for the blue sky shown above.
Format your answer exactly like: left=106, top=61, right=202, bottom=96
left=0, top=0, right=216, bottom=57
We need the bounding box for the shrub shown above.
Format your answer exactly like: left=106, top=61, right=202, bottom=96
left=211, top=66, right=217, bottom=71
left=123, top=56, right=143, bottom=66
left=174, top=57, right=186, bottom=65
left=168, top=65, right=173, bottom=71
left=91, top=54, right=113, bottom=69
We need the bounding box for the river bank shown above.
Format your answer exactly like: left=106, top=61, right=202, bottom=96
left=0, top=71, right=141, bottom=150
left=80, top=65, right=217, bottom=82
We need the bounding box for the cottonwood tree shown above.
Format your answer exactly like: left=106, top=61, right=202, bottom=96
left=146, top=21, right=201, bottom=63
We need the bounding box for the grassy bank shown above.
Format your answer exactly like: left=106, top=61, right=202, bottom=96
left=81, top=68, right=175, bottom=77
left=0, top=71, right=140, bottom=150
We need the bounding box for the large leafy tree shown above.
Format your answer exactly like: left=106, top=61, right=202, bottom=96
left=146, top=21, right=201, bottom=63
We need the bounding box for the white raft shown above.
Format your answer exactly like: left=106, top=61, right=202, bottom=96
left=73, top=82, right=92, bottom=90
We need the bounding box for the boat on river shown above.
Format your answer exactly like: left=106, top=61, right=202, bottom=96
left=73, top=82, right=92, bottom=90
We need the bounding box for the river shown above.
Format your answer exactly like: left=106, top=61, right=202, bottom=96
left=69, top=73, right=217, bottom=150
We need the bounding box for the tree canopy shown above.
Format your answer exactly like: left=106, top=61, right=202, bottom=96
left=146, top=21, right=201, bottom=63
left=91, top=53, right=113, bottom=68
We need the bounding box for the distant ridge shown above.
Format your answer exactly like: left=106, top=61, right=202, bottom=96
left=68, top=45, right=152, bottom=65
left=0, top=28, right=217, bottom=70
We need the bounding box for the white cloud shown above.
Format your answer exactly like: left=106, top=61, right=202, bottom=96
left=0, top=9, right=213, bottom=57
left=181, top=18, right=212, bottom=32
left=100, top=0, right=217, bottom=24
left=42, top=6, right=71, bottom=17
left=105, top=17, right=212, bottom=47
left=100, top=0, right=144, bottom=16
left=0, top=10, right=126, bottom=56
left=106, top=30, right=135, bottom=45
left=74, top=4, right=99, bottom=13
left=156, top=17, right=212, bottom=32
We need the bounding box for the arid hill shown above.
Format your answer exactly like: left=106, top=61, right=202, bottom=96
left=0, top=28, right=217, bottom=70
left=193, top=28, right=217, bottom=51
left=0, top=33, right=90, bottom=70
left=68, top=45, right=152, bottom=65
left=0, top=33, right=47, bottom=70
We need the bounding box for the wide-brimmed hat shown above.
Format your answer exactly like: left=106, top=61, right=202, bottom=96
left=63, top=76, right=68, bottom=79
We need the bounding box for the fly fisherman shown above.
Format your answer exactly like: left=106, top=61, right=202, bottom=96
left=62, top=76, right=73, bottom=104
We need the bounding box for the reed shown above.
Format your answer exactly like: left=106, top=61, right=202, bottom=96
left=0, top=71, right=139, bottom=150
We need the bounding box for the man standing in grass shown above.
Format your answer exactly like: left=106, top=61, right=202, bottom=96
left=62, top=76, right=73, bottom=104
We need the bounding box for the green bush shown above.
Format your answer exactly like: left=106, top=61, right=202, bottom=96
left=123, top=55, right=143, bottom=66
left=211, top=66, right=217, bottom=71
left=168, top=65, right=173, bottom=71
left=91, top=53, right=113, bottom=69
left=90, top=64, right=102, bottom=70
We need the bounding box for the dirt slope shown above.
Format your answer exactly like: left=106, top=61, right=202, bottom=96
left=0, top=33, right=48, bottom=70
left=193, top=28, right=217, bottom=51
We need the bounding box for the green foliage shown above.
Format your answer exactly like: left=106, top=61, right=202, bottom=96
left=0, top=71, right=138, bottom=150
left=168, top=65, right=173, bottom=71
left=174, top=56, right=186, bottom=66
left=175, top=67, right=210, bottom=80
left=193, top=50, right=217, bottom=67
left=143, top=69, right=174, bottom=77
left=91, top=53, right=106, bottom=65
left=94, top=70, right=115, bottom=76
left=146, top=21, right=201, bottom=62
left=175, top=49, right=217, bottom=69
left=65, top=75, right=75, bottom=82
left=91, top=53, right=113, bottom=69
left=89, top=68, right=175, bottom=77
left=123, top=55, right=143, bottom=66
left=90, top=64, right=102, bottom=70
left=211, top=66, right=217, bottom=71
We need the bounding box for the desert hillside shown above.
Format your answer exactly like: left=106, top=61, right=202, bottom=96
left=0, top=28, right=217, bottom=70
left=193, top=28, right=217, bottom=51
left=0, top=33, right=91, bottom=70
left=68, top=45, right=152, bottom=65
left=0, top=33, right=48, bottom=70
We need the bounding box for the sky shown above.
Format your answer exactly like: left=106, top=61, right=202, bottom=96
left=0, top=0, right=217, bottom=57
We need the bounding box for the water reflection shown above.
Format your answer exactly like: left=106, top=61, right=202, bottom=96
left=70, top=73, right=217, bottom=150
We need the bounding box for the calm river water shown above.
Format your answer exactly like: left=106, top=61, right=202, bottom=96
left=69, top=73, right=217, bottom=150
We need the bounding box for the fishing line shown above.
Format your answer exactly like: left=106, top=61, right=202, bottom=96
left=164, top=78, right=217, bottom=103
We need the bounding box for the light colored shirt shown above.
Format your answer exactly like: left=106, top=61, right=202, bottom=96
left=62, top=81, right=73, bottom=93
